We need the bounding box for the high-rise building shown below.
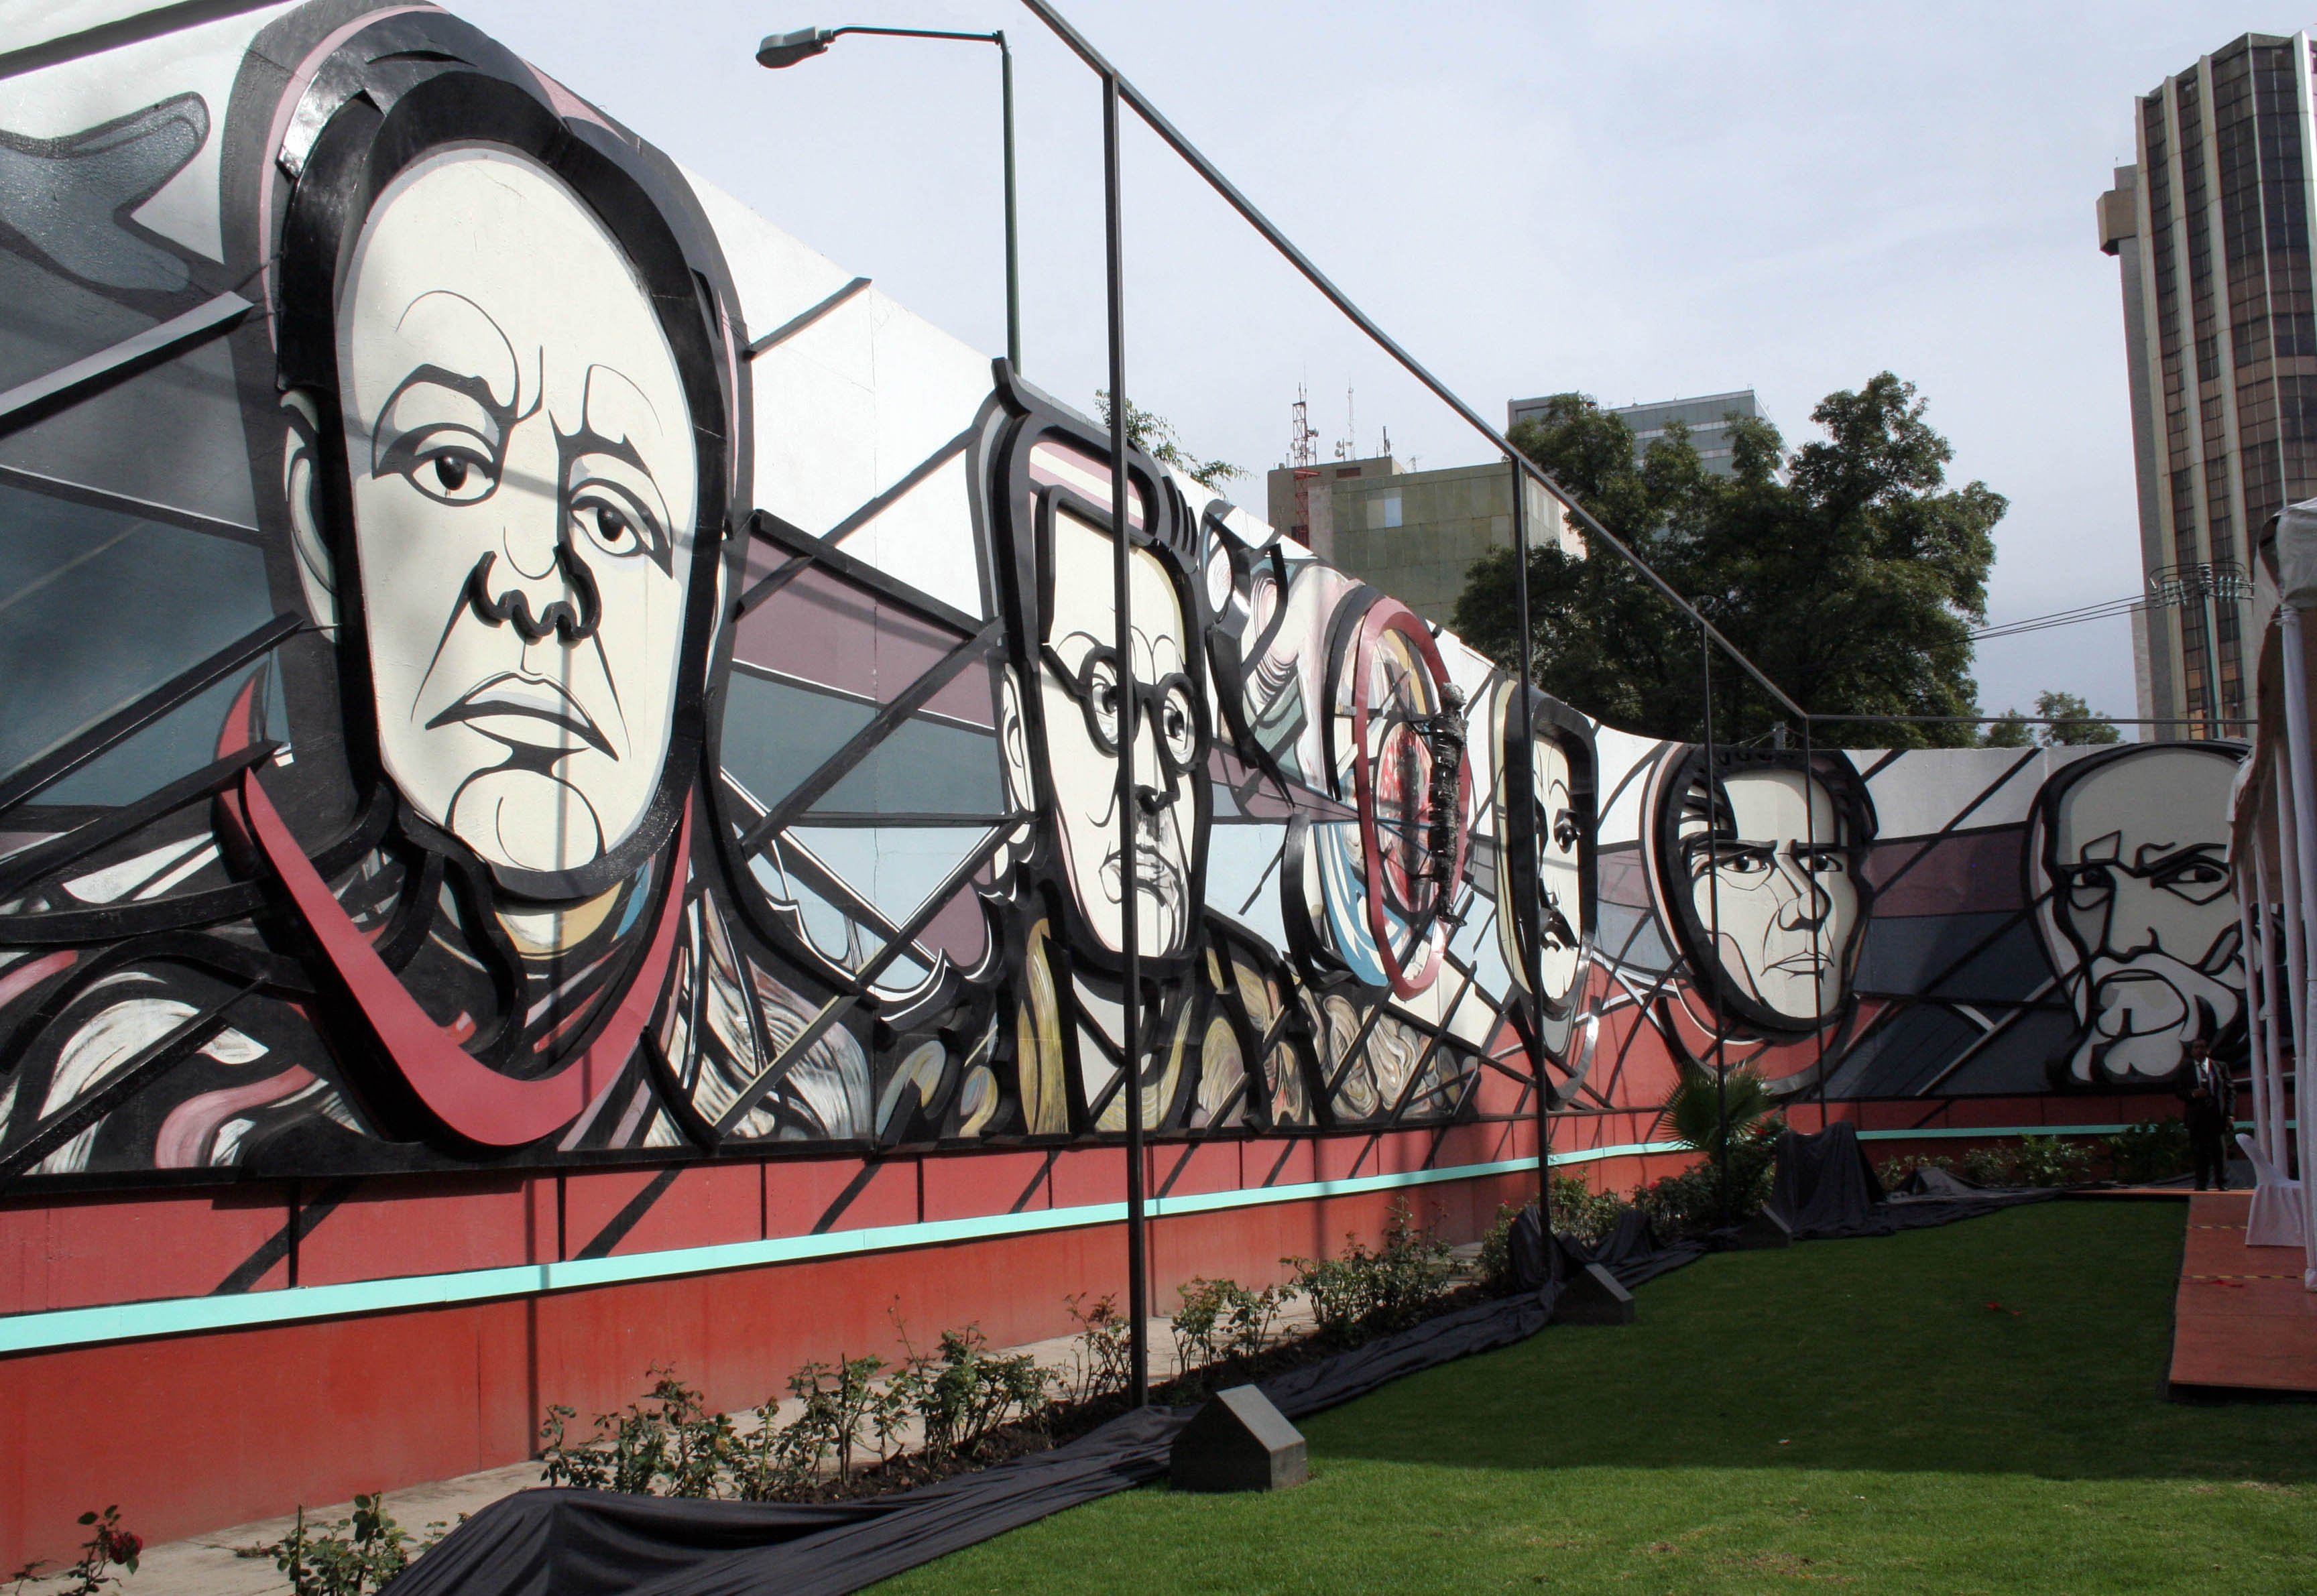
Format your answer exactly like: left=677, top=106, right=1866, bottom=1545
left=2099, top=32, right=2316, bottom=740
left=1505, top=389, right=1769, bottom=478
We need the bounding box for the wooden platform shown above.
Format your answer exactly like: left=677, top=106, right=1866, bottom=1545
left=2167, top=1191, right=2317, bottom=1400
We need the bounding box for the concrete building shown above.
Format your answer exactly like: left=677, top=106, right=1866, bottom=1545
left=1263, top=453, right=1576, bottom=627
left=2098, top=32, right=2316, bottom=739
left=1506, top=389, right=1769, bottom=477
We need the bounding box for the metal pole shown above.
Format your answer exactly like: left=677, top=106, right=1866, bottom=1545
left=998, top=32, right=1020, bottom=371
left=1805, top=715, right=1828, bottom=1130
left=1101, top=70, right=1150, bottom=1401
left=1508, top=459, right=1548, bottom=1207
left=1700, top=622, right=1730, bottom=1225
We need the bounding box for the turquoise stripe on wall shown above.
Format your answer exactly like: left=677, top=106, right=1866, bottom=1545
left=0, top=1156, right=1541, bottom=1357
left=3, top=1118, right=2235, bottom=1358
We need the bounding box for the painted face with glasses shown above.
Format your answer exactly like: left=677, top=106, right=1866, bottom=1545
left=1020, top=501, right=1205, bottom=958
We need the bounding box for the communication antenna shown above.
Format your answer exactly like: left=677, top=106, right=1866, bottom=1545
left=1345, top=383, right=1356, bottom=461
left=1289, top=383, right=1319, bottom=545
left=1380, top=424, right=1392, bottom=461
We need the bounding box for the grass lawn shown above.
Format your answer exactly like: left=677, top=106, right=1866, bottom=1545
left=880, top=1201, right=2317, bottom=1593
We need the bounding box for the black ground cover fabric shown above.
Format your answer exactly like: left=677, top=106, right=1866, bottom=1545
left=385, top=1150, right=2033, bottom=1596
left=1771, top=1125, right=2057, bottom=1239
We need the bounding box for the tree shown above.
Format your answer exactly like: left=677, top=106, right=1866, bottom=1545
left=1093, top=391, right=1244, bottom=491
left=1452, top=374, right=2005, bottom=748
left=1981, top=690, right=2120, bottom=748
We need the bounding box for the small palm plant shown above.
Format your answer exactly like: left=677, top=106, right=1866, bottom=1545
left=1655, top=1061, right=1774, bottom=1158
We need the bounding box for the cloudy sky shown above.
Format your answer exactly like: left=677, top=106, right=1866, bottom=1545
left=461, top=0, right=2271, bottom=731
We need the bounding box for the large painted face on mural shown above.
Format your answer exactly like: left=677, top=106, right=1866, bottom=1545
left=2031, top=744, right=2244, bottom=1085
left=325, top=150, right=697, bottom=878
left=1493, top=685, right=1593, bottom=1014
left=988, top=395, right=1209, bottom=970
left=1653, top=748, right=1873, bottom=1035
left=1025, top=499, right=1201, bottom=958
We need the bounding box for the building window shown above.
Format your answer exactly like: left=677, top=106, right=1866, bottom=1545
left=1366, top=491, right=1403, bottom=531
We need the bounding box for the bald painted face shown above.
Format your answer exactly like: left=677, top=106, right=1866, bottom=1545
left=337, top=148, right=697, bottom=877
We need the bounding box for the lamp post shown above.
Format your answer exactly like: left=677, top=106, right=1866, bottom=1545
left=757, top=24, right=1022, bottom=371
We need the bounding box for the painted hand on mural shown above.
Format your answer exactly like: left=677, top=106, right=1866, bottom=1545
left=2031, top=745, right=2245, bottom=1085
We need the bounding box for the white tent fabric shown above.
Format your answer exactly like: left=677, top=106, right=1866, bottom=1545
left=2229, top=496, right=2317, bottom=1286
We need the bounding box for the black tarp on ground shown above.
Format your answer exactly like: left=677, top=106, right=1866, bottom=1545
left=1768, top=1125, right=2058, bottom=1239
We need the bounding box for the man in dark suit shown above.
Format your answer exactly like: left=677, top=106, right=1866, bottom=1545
left=2177, top=1038, right=2237, bottom=1191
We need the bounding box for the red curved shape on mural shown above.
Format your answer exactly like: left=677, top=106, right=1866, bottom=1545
left=239, top=770, right=689, bottom=1147
left=1348, top=600, right=1472, bottom=1000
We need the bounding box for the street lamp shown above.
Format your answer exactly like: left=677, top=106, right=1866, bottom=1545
left=757, top=24, right=1022, bottom=372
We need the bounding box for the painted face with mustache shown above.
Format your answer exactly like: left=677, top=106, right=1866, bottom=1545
left=336, top=149, right=695, bottom=877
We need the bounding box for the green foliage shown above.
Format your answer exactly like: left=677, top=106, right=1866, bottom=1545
left=1655, top=1063, right=1777, bottom=1160
left=1634, top=1117, right=1785, bottom=1239
left=1170, top=1277, right=1287, bottom=1390
left=1875, top=1152, right=1958, bottom=1188
left=263, top=1497, right=442, bottom=1596
left=538, top=1367, right=729, bottom=1495
left=10, top=1507, right=143, bottom=1596
left=1453, top=375, right=2005, bottom=747
left=1961, top=1136, right=2095, bottom=1189
left=1063, top=1292, right=1133, bottom=1405
left=1286, top=1201, right=1457, bottom=1342
left=1982, top=690, right=2121, bottom=748
left=1093, top=391, right=1244, bottom=489
left=1551, top=1176, right=1630, bottom=1247
left=2104, top=1119, right=2192, bottom=1184
left=898, top=1326, right=1050, bottom=1461
left=1474, top=1202, right=1523, bottom=1295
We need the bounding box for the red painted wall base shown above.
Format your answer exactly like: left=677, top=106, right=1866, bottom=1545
left=1, top=1169, right=1532, bottom=1570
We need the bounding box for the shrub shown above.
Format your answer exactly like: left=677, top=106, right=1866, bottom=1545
left=1875, top=1152, right=1957, bottom=1189
left=2104, top=1119, right=2191, bottom=1184
left=1960, top=1136, right=2095, bottom=1189
left=898, top=1326, right=1049, bottom=1461
left=1063, top=1292, right=1132, bottom=1404
left=11, top=1507, right=143, bottom=1596
left=1474, top=1202, right=1523, bottom=1295
left=1550, top=1173, right=1628, bottom=1247
left=262, top=1497, right=442, bottom=1596
left=1286, top=1200, right=1457, bottom=1343
left=1170, top=1277, right=1287, bottom=1387
left=539, top=1366, right=729, bottom=1496
left=1633, top=1116, right=1783, bottom=1239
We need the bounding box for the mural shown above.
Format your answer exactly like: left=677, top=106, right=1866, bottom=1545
left=0, top=1, right=2251, bottom=1191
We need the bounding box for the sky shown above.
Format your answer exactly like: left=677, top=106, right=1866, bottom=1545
left=459, top=0, right=2277, bottom=732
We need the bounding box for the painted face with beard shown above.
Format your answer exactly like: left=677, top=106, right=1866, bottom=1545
left=1004, top=501, right=1202, bottom=959
left=2034, top=745, right=2243, bottom=1085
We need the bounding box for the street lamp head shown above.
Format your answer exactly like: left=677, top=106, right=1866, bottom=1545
left=756, top=26, right=833, bottom=68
